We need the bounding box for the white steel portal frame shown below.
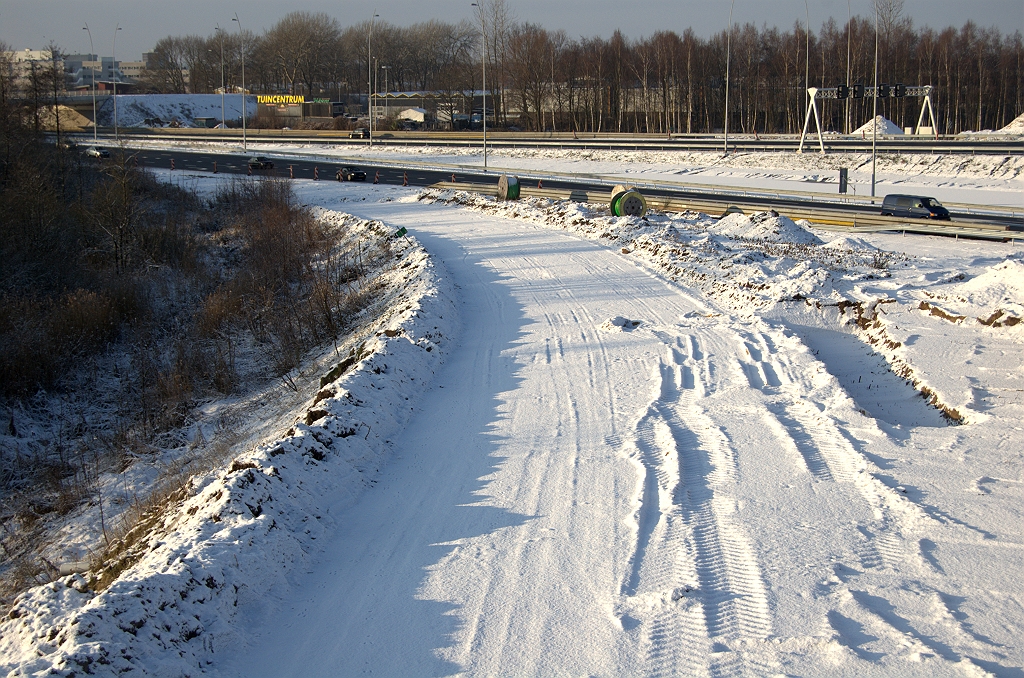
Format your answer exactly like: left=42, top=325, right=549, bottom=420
left=798, top=85, right=938, bottom=154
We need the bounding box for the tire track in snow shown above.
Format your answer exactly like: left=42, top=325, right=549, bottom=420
left=619, top=329, right=773, bottom=677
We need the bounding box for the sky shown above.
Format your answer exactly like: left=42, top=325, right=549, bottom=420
left=1, top=0, right=1021, bottom=61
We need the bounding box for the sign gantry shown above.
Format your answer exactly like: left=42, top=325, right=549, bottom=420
left=798, top=85, right=938, bottom=154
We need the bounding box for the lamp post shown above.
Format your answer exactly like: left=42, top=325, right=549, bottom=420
left=871, top=0, right=878, bottom=198
left=367, top=10, right=379, bottom=147
left=723, top=0, right=735, bottom=155
left=112, top=23, right=121, bottom=142
left=381, top=65, right=390, bottom=120
left=846, top=0, right=852, bottom=134
left=804, top=0, right=810, bottom=135
left=472, top=1, right=487, bottom=170
left=215, top=24, right=225, bottom=128
left=83, top=24, right=97, bottom=142
left=232, top=13, right=247, bottom=152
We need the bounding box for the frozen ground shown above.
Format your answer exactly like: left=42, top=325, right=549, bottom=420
left=1, top=154, right=1023, bottom=676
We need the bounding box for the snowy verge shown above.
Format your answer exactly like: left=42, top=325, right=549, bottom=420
left=0, top=211, right=458, bottom=676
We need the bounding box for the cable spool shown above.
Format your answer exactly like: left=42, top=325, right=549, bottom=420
left=609, top=184, right=648, bottom=217
left=498, top=174, right=521, bottom=200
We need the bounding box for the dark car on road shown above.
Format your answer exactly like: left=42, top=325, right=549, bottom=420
left=336, top=166, right=367, bottom=181
left=880, top=194, right=950, bottom=220
left=349, top=128, right=369, bottom=139
left=247, top=156, right=274, bottom=170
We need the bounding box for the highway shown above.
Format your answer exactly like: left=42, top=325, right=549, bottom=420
left=94, top=126, right=1024, bottom=156
left=98, top=145, right=1023, bottom=238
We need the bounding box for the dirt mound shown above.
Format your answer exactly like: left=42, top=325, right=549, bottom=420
left=39, top=105, right=92, bottom=131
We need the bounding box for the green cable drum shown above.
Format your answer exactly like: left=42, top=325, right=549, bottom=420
left=610, top=185, right=648, bottom=217
left=498, top=174, right=521, bottom=200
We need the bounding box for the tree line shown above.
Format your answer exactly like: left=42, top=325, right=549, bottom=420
left=136, top=2, right=1024, bottom=134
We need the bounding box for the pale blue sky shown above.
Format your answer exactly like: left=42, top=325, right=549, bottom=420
left=2, top=0, right=1021, bottom=61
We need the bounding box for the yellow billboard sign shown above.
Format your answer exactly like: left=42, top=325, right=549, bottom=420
left=257, top=95, right=305, bottom=104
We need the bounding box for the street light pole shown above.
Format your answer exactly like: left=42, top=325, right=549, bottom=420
left=112, top=23, right=121, bottom=142
left=871, top=0, right=878, bottom=198
left=83, top=24, right=97, bottom=142
left=232, top=13, right=247, bottom=152
left=381, top=65, right=390, bottom=120
left=215, top=24, right=225, bottom=128
left=367, top=10, right=378, bottom=147
left=846, top=0, right=852, bottom=134
left=804, top=0, right=810, bottom=137
left=723, top=0, right=735, bottom=155
left=472, top=1, right=487, bottom=170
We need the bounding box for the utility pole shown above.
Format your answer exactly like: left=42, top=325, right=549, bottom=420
left=112, top=23, right=121, bottom=142
left=846, top=0, right=852, bottom=134
left=871, top=0, right=879, bottom=198
left=232, top=13, right=247, bottom=152
left=215, top=24, right=225, bottom=128
left=723, top=0, right=735, bottom=155
left=83, top=24, right=97, bottom=142
left=368, top=10, right=379, bottom=147
left=472, top=1, right=488, bottom=170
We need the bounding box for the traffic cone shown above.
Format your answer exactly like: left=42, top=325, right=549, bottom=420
left=248, top=164, right=252, bottom=176
left=170, top=158, right=175, bottom=170
left=373, top=171, right=380, bottom=184
left=289, top=165, right=294, bottom=179
left=213, top=161, right=218, bottom=174
left=452, top=173, right=456, bottom=182
left=403, top=171, right=408, bottom=186
left=537, top=179, right=543, bottom=189
left=314, top=166, right=319, bottom=180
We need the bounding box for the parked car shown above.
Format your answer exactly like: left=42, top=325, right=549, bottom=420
left=247, top=156, right=274, bottom=170
left=84, top=146, right=110, bottom=158
left=880, top=194, right=950, bottom=220
left=349, top=128, right=369, bottom=139
left=336, top=166, right=367, bottom=182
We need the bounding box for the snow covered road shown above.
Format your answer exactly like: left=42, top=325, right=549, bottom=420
left=218, top=196, right=1017, bottom=676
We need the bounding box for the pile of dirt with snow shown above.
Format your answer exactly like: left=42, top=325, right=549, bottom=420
left=711, top=210, right=823, bottom=244
left=822, top=234, right=881, bottom=251
left=922, top=259, right=1024, bottom=325
left=999, top=112, right=1024, bottom=134
left=852, top=115, right=904, bottom=136
left=100, top=94, right=256, bottom=128
left=0, top=211, right=459, bottom=676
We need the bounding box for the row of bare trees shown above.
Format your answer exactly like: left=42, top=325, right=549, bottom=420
left=139, top=3, right=1022, bottom=134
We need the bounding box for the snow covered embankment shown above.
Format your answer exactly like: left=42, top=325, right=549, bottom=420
left=0, top=211, right=458, bottom=676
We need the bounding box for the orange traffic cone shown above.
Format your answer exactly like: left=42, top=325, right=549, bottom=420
left=403, top=171, right=408, bottom=186
left=374, top=171, right=380, bottom=184
left=314, top=166, right=319, bottom=180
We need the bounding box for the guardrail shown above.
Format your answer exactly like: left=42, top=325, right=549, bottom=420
left=430, top=181, right=1023, bottom=243
left=75, top=126, right=1024, bottom=157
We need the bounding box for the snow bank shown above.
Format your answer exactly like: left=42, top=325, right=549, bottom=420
left=0, top=210, right=459, bottom=676
left=852, top=115, right=904, bottom=135
left=102, top=94, right=257, bottom=128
